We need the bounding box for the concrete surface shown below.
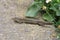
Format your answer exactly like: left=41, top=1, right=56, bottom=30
left=0, top=0, right=56, bottom=40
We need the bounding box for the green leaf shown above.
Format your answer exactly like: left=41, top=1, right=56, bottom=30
left=50, top=6, right=57, bottom=11
left=55, top=20, right=60, bottom=26
left=56, top=10, right=60, bottom=16
left=43, top=13, right=54, bottom=22
left=26, top=6, right=40, bottom=17
left=34, top=0, right=40, bottom=2
left=25, top=2, right=42, bottom=18
left=57, top=0, right=60, bottom=3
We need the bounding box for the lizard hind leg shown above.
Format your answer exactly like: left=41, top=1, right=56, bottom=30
left=12, top=18, right=23, bottom=24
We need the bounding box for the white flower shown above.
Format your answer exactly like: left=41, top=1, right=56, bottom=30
left=46, top=0, right=51, bottom=3
left=57, top=36, right=60, bottom=39
left=42, top=6, right=47, bottom=10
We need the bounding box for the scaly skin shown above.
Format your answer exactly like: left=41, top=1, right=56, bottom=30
left=12, top=17, right=53, bottom=26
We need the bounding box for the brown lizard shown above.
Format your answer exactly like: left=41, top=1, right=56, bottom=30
left=12, top=17, right=53, bottom=26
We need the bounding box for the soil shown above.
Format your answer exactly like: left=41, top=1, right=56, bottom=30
left=0, top=0, right=56, bottom=40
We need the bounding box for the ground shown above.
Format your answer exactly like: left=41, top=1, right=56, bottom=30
left=0, top=0, right=56, bottom=40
